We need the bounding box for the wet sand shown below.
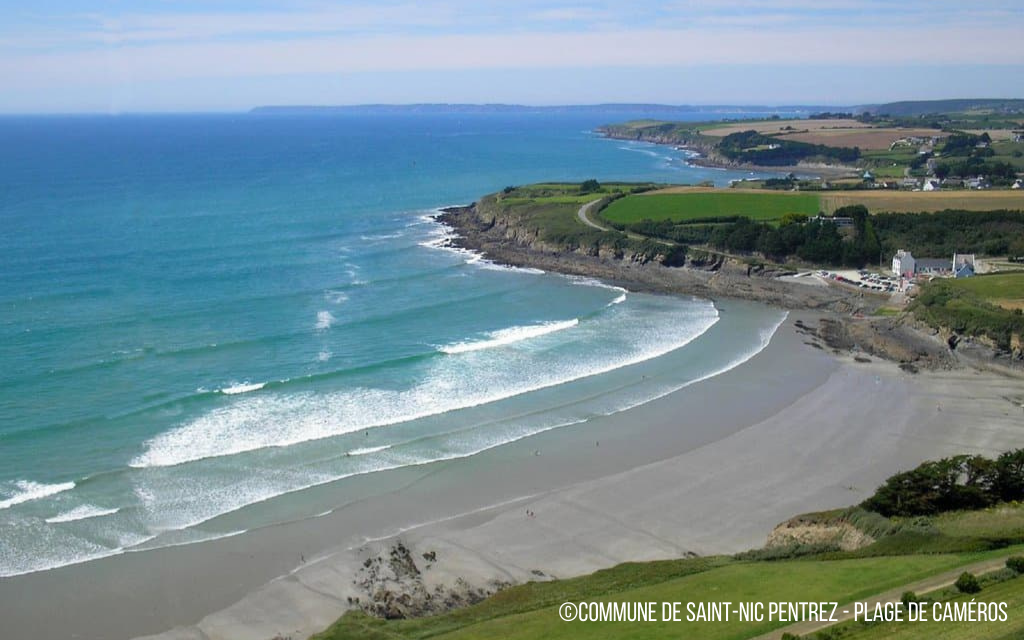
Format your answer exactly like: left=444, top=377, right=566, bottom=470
left=3, top=310, right=1023, bottom=640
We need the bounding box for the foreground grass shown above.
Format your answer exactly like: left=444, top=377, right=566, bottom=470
left=600, top=192, right=821, bottom=225
left=312, top=552, right=1018, bottom=640
left=805, top=571, right=1024, bottom=640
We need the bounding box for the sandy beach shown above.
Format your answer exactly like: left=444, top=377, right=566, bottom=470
left=3, top=305, right=1022, bottom=640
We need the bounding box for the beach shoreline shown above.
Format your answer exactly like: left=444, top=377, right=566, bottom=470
left=4, top=301, right=1024, bottom=640
left=3, top=200, right=1020, bottom=640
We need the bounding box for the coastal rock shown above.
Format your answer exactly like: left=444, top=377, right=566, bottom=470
left=766, top=517, right=874, bottom=552
left=436, top=204, right=855, bottom=312
left=353, top=541, right=510, bottom=620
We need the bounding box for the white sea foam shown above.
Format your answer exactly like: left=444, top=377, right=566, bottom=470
left=608, top=293, right=627, bottom=306
left=0, top=480, right=76, bottom=510
left=566, top=275, right=627, bottom=293
left=476, top=261, right=545, bottom=275
left=417, top=215, right=545, bottom=275
left=347, top=445, right=392, bottom=456
left=315, top=310, right=336, bottom=330
left=439, top=319, right=579, bottom=355
left=131, top=300, right=721, bottom=469
left=45, top=505, right=120, bottom=524
left=360, top=232, right=404, bottom=241
left=12, top=309, right=788, bottom=577
left=325, top=290, right=348, bottom=304
left=317, top=350, right=332, bottom=362
left=219, top=382, right=266, bottom=395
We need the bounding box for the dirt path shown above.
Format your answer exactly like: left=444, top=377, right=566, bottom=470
left=576, top=199, right=609, bottom=231
left=751, top=555, right=1014, bottom=639
left=576, top=199, right=673, bottom=245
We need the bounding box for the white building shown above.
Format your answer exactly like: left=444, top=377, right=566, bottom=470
left=923, top=179, right=941, bottom=191
left=892, top=249, right=916, bottom=278
left=953, top=253, right=976, bottom=273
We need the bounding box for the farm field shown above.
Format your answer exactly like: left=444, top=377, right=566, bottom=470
left=700, top=118, right=871, bottom=136
left=775, top=127, right=941, bottom=150
left=699, top=119, right=940, bottom=150
left=820, top=190, right=1024, bottom=214
left=601, top=190, right=820, bottom=224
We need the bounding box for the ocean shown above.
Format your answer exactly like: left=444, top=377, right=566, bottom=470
left=0, top=111, right=790, bottom=576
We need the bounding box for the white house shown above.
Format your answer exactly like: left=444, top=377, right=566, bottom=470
left=953, top=253, right=976, bottom=271
left=892, top=249, right=916, bottom=278
left=1012, top=179, right=1023, bottom=190
left=923, top=179, right=941, bottom=191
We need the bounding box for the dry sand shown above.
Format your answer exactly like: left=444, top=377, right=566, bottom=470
left=3, top=311, right=1022, bottom=640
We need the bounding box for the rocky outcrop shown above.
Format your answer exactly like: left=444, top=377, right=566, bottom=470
left=766, top=517, right=874, bottom=552
left=352, top=542, right=509, bottom=620
left=436, top=204, right=857, bottom=311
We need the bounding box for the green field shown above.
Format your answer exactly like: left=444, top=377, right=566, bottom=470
left=600, top=192, right=822, bottom=225
left=945, top=272, right=1024, bottom=310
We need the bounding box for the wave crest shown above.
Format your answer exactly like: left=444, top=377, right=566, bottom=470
left=439, top=319, right=579, bottom=355
left=0, top=480, right=76, bottom=510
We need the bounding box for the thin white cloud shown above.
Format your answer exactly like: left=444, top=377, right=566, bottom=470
left=3, top=25, right=1023, bottom=91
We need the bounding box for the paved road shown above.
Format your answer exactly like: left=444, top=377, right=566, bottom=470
left=750, top=555, right=1015, bottom=640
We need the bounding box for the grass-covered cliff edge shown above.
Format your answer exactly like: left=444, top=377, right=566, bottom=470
left=435, top=182, right=857, bottom=312
left=438, top=181, right=1024, bottom=367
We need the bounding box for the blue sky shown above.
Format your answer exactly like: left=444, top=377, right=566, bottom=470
left=2, top=0, right=1023, bottom=112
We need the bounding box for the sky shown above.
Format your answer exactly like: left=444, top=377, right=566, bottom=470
left=2, top=0, right=1023, bottom=113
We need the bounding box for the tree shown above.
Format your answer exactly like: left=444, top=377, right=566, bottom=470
left=955, top=572, right=981, bottom=594
left=1006, top=557, right=1024, bottom=574
left=579, top=179, right=601, bottom=194
left=779, top=212, right=809, bottom=226
left=994, top=449, right=1024, bottom=502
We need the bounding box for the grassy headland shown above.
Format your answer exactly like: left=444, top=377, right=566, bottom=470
left=597, top=101, right=1024, bottom=181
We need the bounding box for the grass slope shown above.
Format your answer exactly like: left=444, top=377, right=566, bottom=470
left=313, top=551, right=1022, bottom=640
left=821, top=577, right=1024, bottom=640
left=944, top=273, right=1024, bottom=311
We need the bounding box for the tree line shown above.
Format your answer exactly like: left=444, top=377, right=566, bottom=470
left=863, top=449, right=1024, bottom=517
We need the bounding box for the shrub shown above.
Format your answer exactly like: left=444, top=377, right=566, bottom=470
left=900, top=591, right=918, bottom=608
left=955, top=571, right=982, bottom=594
left=1006, top=556, right=1024, bottom=574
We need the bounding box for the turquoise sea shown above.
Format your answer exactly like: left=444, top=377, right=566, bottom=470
left=0, top=111, right=791, bottom=576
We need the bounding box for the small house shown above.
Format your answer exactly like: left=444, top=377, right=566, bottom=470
left=892, top=249, right=916, bottom=278
left=923, top=179, right=941, bottom=191
left=916, top=258, right=951, bottom=275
